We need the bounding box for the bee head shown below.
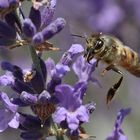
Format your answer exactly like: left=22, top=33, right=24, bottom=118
left=71, top=32, right=104, bottom=63
left=84, top=32, right=104, bottom=63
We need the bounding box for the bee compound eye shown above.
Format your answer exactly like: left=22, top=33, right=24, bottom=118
left=95, top=39, right=104, bottom=50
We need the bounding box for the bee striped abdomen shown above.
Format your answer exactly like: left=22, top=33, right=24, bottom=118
left=120, top=46, right=140, bottom=77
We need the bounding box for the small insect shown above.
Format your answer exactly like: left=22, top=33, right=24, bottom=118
left=23, top=70, right=36, bottom=82
left=72, top=32, right=140, bottom=104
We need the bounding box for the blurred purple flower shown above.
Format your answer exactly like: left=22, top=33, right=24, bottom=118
left=123, top=0, right=140, bottom=25
left=53, top=82, right=95, bottom=132
left=106, top=108, right=131, bottom=140
left=40, top=0, right=57, bottom=28
left=0, top=0, right=18, bottom=8
left=88, top=1, right=124, bottom=32
left=0, top=92, right=19, bottom=132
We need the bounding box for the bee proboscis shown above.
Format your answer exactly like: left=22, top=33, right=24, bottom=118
left=72, top=32, right=140, bottom=104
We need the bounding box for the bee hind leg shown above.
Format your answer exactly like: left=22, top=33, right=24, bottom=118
left=102, top=64, right=123, bottom=105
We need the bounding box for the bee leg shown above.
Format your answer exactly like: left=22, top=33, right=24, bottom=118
left=103, top=65, right=123, bottom=105
left=96, top=59, right=100, bottom=67
left=101, top=64, right=116, bottom=76
left=79, top=126, right=96, bottom=139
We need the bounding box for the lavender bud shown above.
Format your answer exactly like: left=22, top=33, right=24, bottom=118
left=42, top=17, right=66, bottom=40
left=32, top=32, right=44, bottom=45
left=20, top=91, right=37, bottom=105
left=22, top=18, right=37, bottom=38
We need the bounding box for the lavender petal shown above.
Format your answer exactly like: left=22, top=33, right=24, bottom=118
left=20, top=91, right=37, bottom=105
left=0, top=72, right=14, bottom=86
left=29, top=7, right=41, bottom=31
left=23, top=18, right=37, bottom=38
left=0, top=20, right=16, bottom=39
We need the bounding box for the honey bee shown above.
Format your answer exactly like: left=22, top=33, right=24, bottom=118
left=72, top=32, right=140, bottom=104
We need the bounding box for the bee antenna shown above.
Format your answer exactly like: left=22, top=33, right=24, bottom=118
left=71, top=34, right=85, bottom=39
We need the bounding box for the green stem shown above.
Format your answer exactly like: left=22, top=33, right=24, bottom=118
left=51, top=118, right=65, bottom=140
left=29, top=45, right=45, bottom=86
left=54, top=124, right=64, bottom=140
left=56, top=134, right=65, bottom=140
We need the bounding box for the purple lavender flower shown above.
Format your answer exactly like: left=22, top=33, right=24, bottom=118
left=0, top=44, right=84, bottom=125
left=46, top=44, right=84, bottom=93
left=0, top=0, right=19, bottom=18
left=53, top=82, right=95, bottom=132
left=72, top=56, right=96, bottom=82
left=0, top=92, right=19, bottom=132
left=0, top=0, right=136, bottom=139
left=40, top=0, right=57, bottom=28
left=59, top=44, right=84, bottom=66
left=106, top=108, right=131, bottom=140
left=0, top=42, right=90, bottom=139
left=19, top=113, right=51, bottom=140
left=0, top=72, right=14, bottom=86
left=0, top=43, right=84, bottom=102
left=22, top=0, right=66, bottom=46
left=0, top=58, right=56, bottom=139
left=19, top=90, right=56, bottom=123
left=72, top=56, right=101, bottom=87
left=1, top=57, right=47, bottom=94
left=0, top=20, right=17, bottom=46
left=0, top=0, right=66, bottom=51
left=87, top=1, right=124, bottom=32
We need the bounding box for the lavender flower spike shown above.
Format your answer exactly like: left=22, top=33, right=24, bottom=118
left=72, top=56, right=101, bottom=87
left=22, top=3, right=66, bottom=50
left=33, top=17, right=66, bottom=45
left=106, top=108, right=131, bottom=140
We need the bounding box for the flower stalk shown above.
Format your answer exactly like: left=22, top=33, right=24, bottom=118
left=29, top=45, right=45, bottom=86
